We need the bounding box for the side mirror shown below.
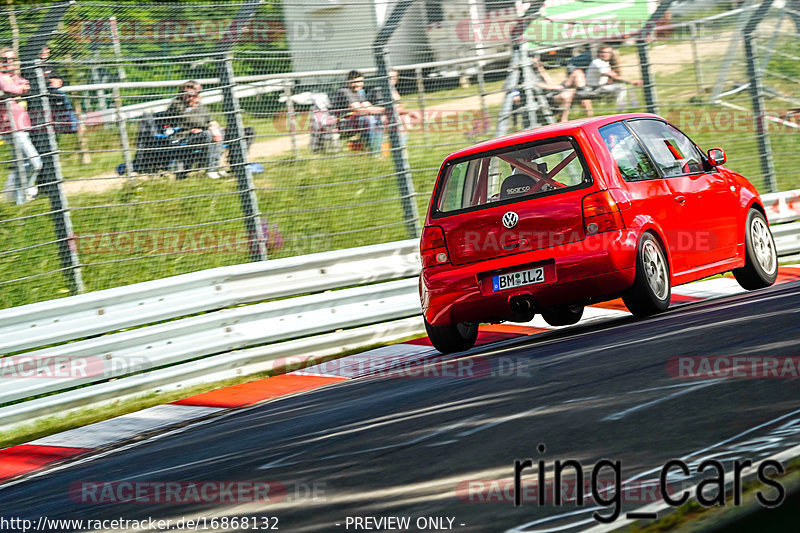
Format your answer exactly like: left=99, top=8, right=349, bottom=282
left=707, top=148, right=726, bottom=166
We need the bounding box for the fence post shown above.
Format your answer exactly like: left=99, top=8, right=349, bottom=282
left=743, top=0, right=778, bottom=192
left=283, top=81, right=299, bottom=160
left=415, top=66, right=428, bottom=144
left=376, top=53, right=420, bottom=239
left=219, top=53, right=268, bottom=261
left=475, top=60, right=489, bottom=136
left=31, top=64, right=85, bottom=294
left=109, top=16, right=134, bottom=179
left=495, top=48, right=521, bottom=138
left=689, top=22, right=704, bottom=93
left=373, top=0, right=420, bottom=239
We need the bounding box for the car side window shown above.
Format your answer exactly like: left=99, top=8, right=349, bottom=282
left=627, top=119, right=705, bottom=177
left=598, top=122, right=659, bottom=182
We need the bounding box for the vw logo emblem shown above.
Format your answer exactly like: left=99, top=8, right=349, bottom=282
left=502, top=212, right=519, bottom=229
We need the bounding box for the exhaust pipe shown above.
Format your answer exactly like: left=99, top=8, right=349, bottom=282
left=509, top=296, right=536, bottom=321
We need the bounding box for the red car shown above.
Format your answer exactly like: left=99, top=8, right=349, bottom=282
left=420, top=113, right=778, bottom=353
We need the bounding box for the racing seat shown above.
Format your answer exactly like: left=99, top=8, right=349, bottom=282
left=499, top=173, right=537, bottom=200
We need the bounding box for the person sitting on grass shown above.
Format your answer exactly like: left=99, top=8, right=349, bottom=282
left=331, top=70, right=385, bottom=153
left=164, top=80, right=225, bottom=179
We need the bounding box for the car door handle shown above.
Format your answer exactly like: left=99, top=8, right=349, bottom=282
left=675, top=195, right=686, bottom=204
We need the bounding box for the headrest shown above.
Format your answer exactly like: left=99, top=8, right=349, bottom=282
left=499, top=173, right=536, bottom=200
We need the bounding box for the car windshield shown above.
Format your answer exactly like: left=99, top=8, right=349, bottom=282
left=435, top=137, right=593, bottom=215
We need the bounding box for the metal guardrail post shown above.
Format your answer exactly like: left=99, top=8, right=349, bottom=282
left=220, top=53, right=268, bottom=261
left=374, top=0, right=420, bottom=239
left=744, top=0, right=778, bottom=193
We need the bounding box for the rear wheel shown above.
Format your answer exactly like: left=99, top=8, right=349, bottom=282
left=733, top=209, right=778, bottom=290
left=424, top=317, right=478, bottom=354
left=623, top=232, right=671, bottom=318
left=541, top=305, right=584, bottom=326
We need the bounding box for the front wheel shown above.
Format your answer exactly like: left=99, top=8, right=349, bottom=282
left=541, top=305, right=584, bottom=326
left=623, top=232, right=671, bottom=318
left=424, top=317, right=478, bottom=354
left=733, top=209, right=778, bottom=290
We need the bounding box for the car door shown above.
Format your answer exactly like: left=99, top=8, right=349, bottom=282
left=626, top=119, right=738, bottom=269
left=598, top=121, right=688, bottom=275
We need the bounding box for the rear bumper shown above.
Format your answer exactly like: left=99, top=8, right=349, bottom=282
left=421, top=229, right=639, bottom=326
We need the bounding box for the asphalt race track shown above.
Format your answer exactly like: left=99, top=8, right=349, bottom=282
left=3, top=281, right=800, bottom=533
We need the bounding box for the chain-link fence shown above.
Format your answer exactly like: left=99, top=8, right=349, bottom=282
left=1, top=0, right=799, bottom=310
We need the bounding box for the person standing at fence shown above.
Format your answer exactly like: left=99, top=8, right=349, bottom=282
left=0, top=47, right=42, bottom=203
left=165, top=81, right=224, bottom=179
left=331, top=70, right=385, bottom=153
left=39, top=46, right=78, bottom=134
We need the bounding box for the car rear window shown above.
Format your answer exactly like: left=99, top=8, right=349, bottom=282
left=434, top=136, right=593, bottom=216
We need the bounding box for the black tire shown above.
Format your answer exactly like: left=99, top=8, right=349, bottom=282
left=733, top=209, right=778, bottom=290
left=424, top=317, right=478, bottom=354
left=622, top=232, right=671, bottom=318
left=541, top=304, right=584, bottom=326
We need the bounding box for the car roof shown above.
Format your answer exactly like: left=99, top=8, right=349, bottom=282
left=444, top=113, right=663, bottom=161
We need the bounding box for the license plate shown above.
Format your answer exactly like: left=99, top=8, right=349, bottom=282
left=492, top=267, right=545, bottom=291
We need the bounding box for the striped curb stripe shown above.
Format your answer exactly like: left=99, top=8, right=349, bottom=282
left=1, top=265, right=798, bottom=484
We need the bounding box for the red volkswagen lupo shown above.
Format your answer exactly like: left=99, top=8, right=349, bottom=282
left=420, top=113, right=778, bottom=353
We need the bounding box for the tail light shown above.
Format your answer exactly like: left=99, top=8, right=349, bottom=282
left=421, top=225, right=449, bottom=268
left=582, top=191, right=624, bottom=235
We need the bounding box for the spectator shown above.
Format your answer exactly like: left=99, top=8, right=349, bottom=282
left=164, top=80, right=224, bottom=179
left=575, top=45, right=642, bottom=117
left=369, top=69, right=412, bottom=145
left=530, top=57, right=586, bottom=123
left=1, top=47, right=42, bottom=203
left=39, top=46, right=77, bottom=134
left=331, top=69, right=384, bottom=153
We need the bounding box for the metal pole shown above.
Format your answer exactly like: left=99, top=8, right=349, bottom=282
left=519, top=46, right=540, bottom=129
left=710, top=0, right=758, bottom=102
left=635, top=0, right=678, bottom=115
left=17, top=0, right=84, bottom=294
left=220, top=53, right=267, bottom=261
left=283, top=81, right=299, bottom=160
left=415, top=66, right=428, bottom=144
left=689, top=22, right=704, bottom=93
left=33, top=64, right=85, bottom=293
left=495, top=48, right=521, bottom=138
left=475, top=60, right=489, bottom=136
left=213, top=0, right=266, bottom=260
left=376, top=52, right=420, bottom=239
left=373, top=0, right=420, bottom=239
left=637, top=42, right=658, bottom=115
left=109, top=16, right=134, bottom=179
left=743, top=0, right=778, bottom=192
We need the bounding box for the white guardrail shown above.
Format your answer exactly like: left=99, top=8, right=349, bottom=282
left=1, top=191, right=799, bottom=430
